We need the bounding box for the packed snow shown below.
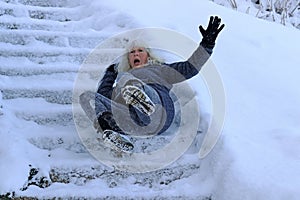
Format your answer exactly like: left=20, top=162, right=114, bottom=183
left=0, top=0, right=300, bottom=199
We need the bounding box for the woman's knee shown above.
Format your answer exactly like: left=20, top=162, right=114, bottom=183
left=79, top=91, right=95, bottom=105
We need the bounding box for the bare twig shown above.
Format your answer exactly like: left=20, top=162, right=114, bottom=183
left=246, top=6, right=251, bottom=14
left=256, top=1, right=263, bottom=17
left=228, top=0, right=238, bottom=9
left=289, top=1, right=299, bottom=15
left=266, top=0, right=273, bottom=11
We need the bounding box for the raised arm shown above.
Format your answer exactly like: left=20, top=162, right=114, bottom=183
left=164, top=16, right=225, bottom=83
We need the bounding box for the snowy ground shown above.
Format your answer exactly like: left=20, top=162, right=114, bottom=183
left=0, top=0, right=300, bottom=199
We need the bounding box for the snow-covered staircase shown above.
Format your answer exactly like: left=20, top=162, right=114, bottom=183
left=0, top=1, right=209, bottom=199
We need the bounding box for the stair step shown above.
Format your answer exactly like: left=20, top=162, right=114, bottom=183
left=0, top=62, right=79, bottom=76
left=17, top=0, right=82, bottom=8
left=20, top=107, right=73, bottom=126
left=0, top=0, right=17, bottom=5
left=7, top=107, right=87, bottom=154
left=2, top=88, right=72, bottom=104
left=49, top=162, right=201, bottom=188
left=0, top=6, right=16, bottom=18
left=1, top=72, right=74, bottom=103
left=28, top=135, right=86, bottom=153
left=26, top=126, right=86, bottom=153
left=0, top=61, right=79, bottom=76
left=14, top=148, right=208, bottom=198
left=19, top=158, right=206, bottom=199
left=27, top=7, right=79, bottom=22
left=0, top=45, right=122, bottom=65
left=2, top=66, right=76, bottom=80
left=0, top=44, right=88, bottom=64
left=68, top=34, right=107, bottom=49
left=0, top=2, right=88, bottom=22
left=0, top=29, right=106, bottom=48
left=2, top=72, right=75, bottom=92
left=4, top=98, right=74, bottom=124
left=0, top=16, right=80, bottom=32
left=0, top=11, right=133, bottom=33
left=1, top=65, right=107, bottom=104
left=0, top=29, right=69, bottom=47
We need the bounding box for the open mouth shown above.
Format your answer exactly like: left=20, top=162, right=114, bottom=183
left=134, top=58, right=141, bottom=65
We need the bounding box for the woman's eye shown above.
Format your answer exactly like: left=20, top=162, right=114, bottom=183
left=129, top=49, right=144, bottom=54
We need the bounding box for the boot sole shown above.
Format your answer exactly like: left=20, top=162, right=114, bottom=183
left=103, top=130, right=134, bottom=153
left=121, top=85, right=155, bottom=116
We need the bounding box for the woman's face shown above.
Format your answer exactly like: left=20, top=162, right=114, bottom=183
left=128, top=47, right=149, bottom=69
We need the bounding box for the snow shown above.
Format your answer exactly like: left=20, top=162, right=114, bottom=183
left=1, top=0, right=300, bottom=199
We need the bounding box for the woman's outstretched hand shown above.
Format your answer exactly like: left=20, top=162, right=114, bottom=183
left=199, top=16, right=225, bottom=53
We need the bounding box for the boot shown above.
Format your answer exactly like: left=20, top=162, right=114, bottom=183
left=121, top=85, right=155, bottom=116
left=97, top=112, right=123, bottom=133
left=97, top=112, right=134, bottom=152
left=102, top=130, right=134, bottom=153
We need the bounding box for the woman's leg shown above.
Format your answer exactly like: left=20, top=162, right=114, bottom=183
left=79, top=91, right=127, bottom=132
left=112, top=73, right=167, bottom=136
left=79, top=91, right=134, bottom=152
left=79, top=91, right=99, bottom=124
left=80, top=80, right=166, bottom=137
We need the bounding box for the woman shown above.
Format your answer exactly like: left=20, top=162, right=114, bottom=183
left=80, top=16, right=225, bottom=152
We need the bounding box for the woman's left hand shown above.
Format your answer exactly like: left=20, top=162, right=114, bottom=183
left=199, top=16, right=225, bottom=51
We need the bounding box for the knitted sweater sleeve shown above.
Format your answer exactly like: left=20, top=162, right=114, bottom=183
left=163, top=44, right=211, bottom=84
left=97, top=64, right=118, bottom=99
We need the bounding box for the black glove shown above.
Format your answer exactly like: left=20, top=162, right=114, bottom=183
left=106, top=63, right=118, bottom=73
left=199, top=16, right=225, bottom=54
